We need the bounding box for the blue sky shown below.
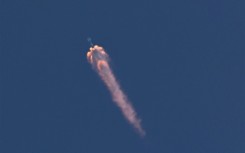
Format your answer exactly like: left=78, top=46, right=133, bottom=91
left=1, top=0, right=244, bottom=153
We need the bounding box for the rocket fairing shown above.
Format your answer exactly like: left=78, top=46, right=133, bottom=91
left=87, top=37, right=94, bottom=47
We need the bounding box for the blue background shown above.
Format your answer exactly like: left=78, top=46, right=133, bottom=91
left=1, top=0, right=244, bottom=153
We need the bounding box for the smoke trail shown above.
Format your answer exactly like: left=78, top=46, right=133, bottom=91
left=87, top=45, right=145, bottom=137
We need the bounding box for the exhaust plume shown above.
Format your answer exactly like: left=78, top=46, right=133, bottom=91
left=87, top=45, right=145, bottom=137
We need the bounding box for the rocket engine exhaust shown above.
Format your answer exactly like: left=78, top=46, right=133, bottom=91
left=87, top=45, right=145, bottom=137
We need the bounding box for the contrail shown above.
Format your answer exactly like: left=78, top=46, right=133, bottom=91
left=87, top=44, right=145, bottom=137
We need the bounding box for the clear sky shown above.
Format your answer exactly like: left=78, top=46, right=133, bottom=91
left=1, top=0, right=244, bottom=153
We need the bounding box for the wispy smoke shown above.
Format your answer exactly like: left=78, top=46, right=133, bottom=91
left=87, top=45, right=145, bottom=137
